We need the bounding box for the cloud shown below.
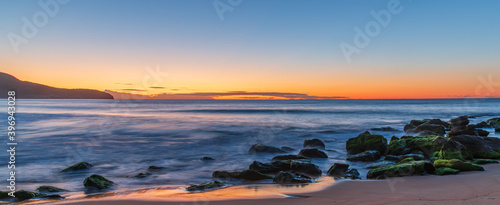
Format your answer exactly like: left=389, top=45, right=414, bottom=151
left=119, top=89, right=147, bottom=92
left=105, top=90, right=348, bottom=100
left=115, top=83, right=134, bottom=86
left=150, top=86, right=166, bottom=89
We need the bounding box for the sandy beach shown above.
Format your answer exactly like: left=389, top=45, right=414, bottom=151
left=53, top=163, right=500, bottom=205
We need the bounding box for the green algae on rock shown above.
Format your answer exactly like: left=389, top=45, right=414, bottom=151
left=36, top=186, right=67, bottom=193
left=83, top=175, right=114, bottom=189
left=186, top=181, right=226, bottom=192
left=472, top=159, right=499, bottom=165
left=60, top=162, right=93, bottom=172
left=433, top=159, right=484, bottom=172
left=366, top=160, right=435, bottom=179
left=346, top=131, right=387, bottom=155
left=434, top=167, right=460, bottom=176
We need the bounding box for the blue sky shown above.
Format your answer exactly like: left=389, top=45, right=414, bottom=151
left=1, top=0, right=500, bottom=98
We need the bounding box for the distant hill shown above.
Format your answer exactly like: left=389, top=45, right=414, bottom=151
left=0, top=72, right=113, bottom=99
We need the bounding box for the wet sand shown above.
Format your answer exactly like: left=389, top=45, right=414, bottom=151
left=54, top=164, right=500, bottom=205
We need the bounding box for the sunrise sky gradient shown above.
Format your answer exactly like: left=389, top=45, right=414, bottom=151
left=1, top=0, right=500, bottom=99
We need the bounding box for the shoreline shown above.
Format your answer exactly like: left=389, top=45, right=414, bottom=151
left=50, top=164, right=500, bottom=205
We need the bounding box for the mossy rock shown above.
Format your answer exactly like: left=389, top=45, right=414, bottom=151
left=397, top=157, right=415, bottom=164
left=477, top=129, right=489, bottom=137
left=83, top=175, right=114, bottom=189
left=36, top=186, right=67, bottom=193
left=433, top=159, right=484, bottom=172
left=186, top=181, right=226, bottom=192
left=60, top=162, right=93, bottom=172
left=438, top=140, right=466, bottom=160
left=346, top=131, right=388, bottom=155
left=387, top=138, right=409, bottom=155
left=0, top=190, right=45, bottom=201
left=367, top=160, right=435, bottom=179
left=249, top=144, right=285, bottom=154
left=344, top=169, right=361, bottom=180
left=402, top=136, right=448, bottom=157
left=434, top=167, right=460, bottom=176
left=472, top=159, right=499, bottom=165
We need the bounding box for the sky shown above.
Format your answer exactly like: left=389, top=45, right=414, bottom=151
left=1, top=0, right=500, bottom=99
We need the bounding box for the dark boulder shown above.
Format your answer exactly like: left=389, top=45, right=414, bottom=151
left=60, top=162, right=93, bottom=172
left=366, top=161, right=396, bottom=169
left=344, top=169, right=361, bottom=179
left=249, top=160, right=321, bottom=176
left=273, top=171, right=312, bottom=183
left=327, top=163, right=350, bottom=177
left=450, top=116, right=470, bottom=127
left=347, top=150, right=381, bottom=162
left=449, top=135, right=500, bottom=159
left=438, top=140, right=466, bottom=160
left=0, top=190, right=45, bottom=201
left=201, top=157, right=215, bottom=161
left=346, top=131, right=387, bottom=155
left=447, top=124, right=478, bottom=137
left=186, top=181, right=226, bottom=192
left=303, top=138, right=326, bottom=149
left=249, top=144, right=285, bottom=154
left=281, top=146, right=296, bottom=152
left=83, top=175, right=114, bottom=189
left=134, top=173, right=152, bottom=178
left=147, top=166, right=165, bottom=171
left=475, top=121, right=489, bottom=128
left=298, top=148, right=328, bottom=158
left=271, top=155, right=309, bottom=161
left=487, top=117, right=500, bottom=127
left=371, top=127, right=398, bottom=131
left=477, top=129, right=489, bottom=137
left=212, top=170, right=273, bottom=180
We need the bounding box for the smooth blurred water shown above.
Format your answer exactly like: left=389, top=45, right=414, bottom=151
left=0, top=99, right=499, bottom=194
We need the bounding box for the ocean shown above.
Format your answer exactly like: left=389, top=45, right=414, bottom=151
left=1, top=99, right=499, bottom=194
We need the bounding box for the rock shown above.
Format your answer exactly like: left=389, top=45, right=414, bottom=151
left=387, top=137, right=410, bottom=155
left=402, top=154, right=425, bottom=161
left=212, top=170, right=273, bottom=180
left=147, top=166, right=165, bottom=171
left=249, top=161, right=282, bottom=173
left=371, top=127, right=398, bottom=131
left=385, top=155, right=404, bottom=162
left=400, top=136, right=448, bottom=157
left=249, top=160, right=321, bottom=176
left=447, top=124, right=478, bottom=137
left=472, top=159, right=499, bottom=165
left=450, top=116, right=470, bottom=127
left=366, top=161, right=396, bottom=169
left=299, top=148, right=328, bottom=158
left=475, top=121, right=489, bottom=128
left=438, top=140, right=466, bottom=160
left=83, top=175, right=114, bottom=189
left=201, top=157, right=215, bottom=161
left=486, top=117, right=500, bottom=127
left=186, top=181, right=226, bottom=192
left=346, top=131, right=388, bottom=155
left=303, top=138, right=326, bottom=149
left=327, top=163, right=349, bottom=177
left=344, top=169, right=361, bottom=179
left=397, top=157, right=416, bottom=164
left=477, top=129, right=489, bottom=137
left=249, top=144, right=285, bottom=154
left=496, top=126, right=500, bottom=133
left=36, top=186, right=67, bottom=193
left=273, top=171, right=312, bottom=183
left=367, top=160, right=435, bottom=179
left=434, top=167, right=460, bottom=176
left=433, top=159, right=484, bottom=171
left=134, top=173, right=152, bottom=178
left=281, top=146, right=296, bottom=152
left=425, top=119, right=451, bottom=128
left=347, top=150, right=381, bottom=162
left=449, top=135, right=500, bottom=159
left=60, top=162, right=93, bottom=172
left=271, top=155, right=309, bottom=161
left=411, top=124, right=446, bottom=136
left=0, top=190, right=45, bottom=201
